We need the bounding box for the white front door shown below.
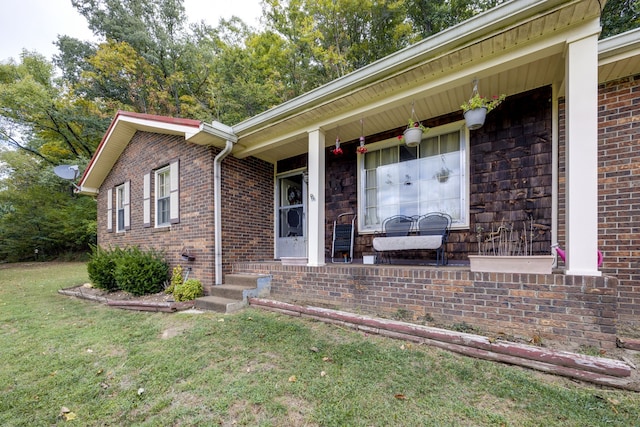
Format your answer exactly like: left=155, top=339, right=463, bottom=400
left=276, top=173, right=307, bottom=259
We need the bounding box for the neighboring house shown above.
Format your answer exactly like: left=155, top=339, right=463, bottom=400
left=78, top=0, right=640, bottom=346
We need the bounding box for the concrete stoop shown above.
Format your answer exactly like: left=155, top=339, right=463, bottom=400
left=195, top=273, right=271, bottom=314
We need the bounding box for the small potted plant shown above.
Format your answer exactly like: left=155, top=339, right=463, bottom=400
left=461, top=93, right=506, bottom=130
left=402, top=119, right=428, bottom=147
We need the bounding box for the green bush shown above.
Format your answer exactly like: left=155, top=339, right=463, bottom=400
left=112, top=247, right=169, bottom=296
left=86, top=245, right=122, bottom=291
left=173, top=278, right=203, bottom=302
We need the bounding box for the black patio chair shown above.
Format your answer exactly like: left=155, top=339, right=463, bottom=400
left=417, top=212, right=452, bottom=265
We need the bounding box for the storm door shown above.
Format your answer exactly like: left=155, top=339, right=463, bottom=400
left=276, top=172, right=307, bottom=259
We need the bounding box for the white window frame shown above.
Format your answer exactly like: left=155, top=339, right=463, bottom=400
left=357, top=120, right=469, bottom=234
left=116, top=184, right=126, bottom=232
left=155, top=166, right=171, bottom=228
left=115, top=181, right=130, bottom=232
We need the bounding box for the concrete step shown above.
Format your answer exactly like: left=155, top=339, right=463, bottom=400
left=207, top=284, right=252, bottom=300
left=196, top=274, right=272, bottom=314
left=225, top=273, right=270, bottom=287
left=194, top=295, right=246, bottom=313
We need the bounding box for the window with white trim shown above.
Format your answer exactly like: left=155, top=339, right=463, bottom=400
left=155, top=166, right=171, bottom=227
left=358, top=122, right=468, bottom=232
left=116, top=184, right=126, bottom=232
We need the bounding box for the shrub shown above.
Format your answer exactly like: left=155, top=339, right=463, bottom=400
left=112, top=247, right=169, bottom=296
left=173, top=278, right=203, bottom=302
left=166, top=265, right=183, bottom=294
left=86, top=245, right=122, bottom=291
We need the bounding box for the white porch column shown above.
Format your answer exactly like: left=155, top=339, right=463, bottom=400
left=565, top=33, right=601, bottom=276
left=307, top=129, right=326, bottom=266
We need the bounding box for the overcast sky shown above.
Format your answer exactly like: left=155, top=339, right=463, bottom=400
left=0, top=0, right=262, bottom=62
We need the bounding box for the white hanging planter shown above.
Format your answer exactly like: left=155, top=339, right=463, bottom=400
left=403, top=127, right=423, bottom=147
left=464, top=107, right=487, bottom=130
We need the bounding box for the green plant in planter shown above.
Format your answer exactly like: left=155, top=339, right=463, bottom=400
left=173, top=278, right=203, bottom=302
left=461, top=93, right=506, bottom=113
left=407, top=118, right=428, bottom=132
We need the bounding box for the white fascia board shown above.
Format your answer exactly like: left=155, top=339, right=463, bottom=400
left=599, top=27, right=640, bottom=64
left=76, top=186, right=99, bottom=196
left=119, top=115, right=200, bottom=135
left=198, top=121, right=238, bottom=143
left=233, top=0, right=572, bottom=134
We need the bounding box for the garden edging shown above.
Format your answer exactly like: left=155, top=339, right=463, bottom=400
left=248, top=298, right=638, bottom=391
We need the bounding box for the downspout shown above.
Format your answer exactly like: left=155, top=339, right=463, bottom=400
left=214, top=140, right=235, bottom=285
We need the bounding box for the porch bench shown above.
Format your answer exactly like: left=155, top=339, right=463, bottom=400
left=372, top=213, right=451, bottom=265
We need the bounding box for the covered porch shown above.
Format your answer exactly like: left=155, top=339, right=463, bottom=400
left=230, top=0, right=604, bottom=277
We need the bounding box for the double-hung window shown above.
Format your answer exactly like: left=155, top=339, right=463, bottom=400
left=116, top=184, right=126, bottom=232
left=108, top=181, right=130, bottom=233
left=144, top=160, right=179, bottom=229
left=155, top=166, right=171, bottom=227
left=358, top=122, right=468, bottom=232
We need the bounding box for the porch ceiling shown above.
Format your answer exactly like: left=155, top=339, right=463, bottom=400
left=230, top=0, right=603, bottom=164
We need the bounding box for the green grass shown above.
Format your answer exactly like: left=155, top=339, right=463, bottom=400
left=1, top=262, right=639, bottom=426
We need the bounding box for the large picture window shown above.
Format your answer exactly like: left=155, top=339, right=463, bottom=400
left=155, top=167, right=170, bottom=227
left=358, top=122, right=467, bottom=232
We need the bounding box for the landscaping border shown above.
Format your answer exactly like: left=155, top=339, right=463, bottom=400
left=249, top=298, right=638, bottom=391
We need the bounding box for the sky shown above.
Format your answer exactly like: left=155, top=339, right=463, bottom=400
left=0, top=0, right=262, bottom=62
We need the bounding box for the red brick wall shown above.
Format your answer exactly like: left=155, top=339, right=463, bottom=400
left=220, top=155, right=275, bottom=271
left=596, top=74, right=640, bottom=333
left=236, top=262, right=618, bottom=349
left=97, top=131, right=274, bottom=286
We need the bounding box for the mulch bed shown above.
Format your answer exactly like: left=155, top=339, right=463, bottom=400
left=58, top=284, right=195, bottom=312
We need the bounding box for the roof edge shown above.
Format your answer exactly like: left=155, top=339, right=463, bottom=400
left=232, top=0, right=579, bottom=134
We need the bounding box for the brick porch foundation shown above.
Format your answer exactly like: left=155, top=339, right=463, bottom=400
left=234, top=262, right=618, bottom=349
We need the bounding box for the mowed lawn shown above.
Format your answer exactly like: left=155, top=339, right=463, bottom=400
left=0, top=262, right=638, bottom=426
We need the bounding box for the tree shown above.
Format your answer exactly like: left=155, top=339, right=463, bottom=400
left=0, top=53, right=108, bottom=163
left=70, top=0, right=210, bottom=117
left=0, top=149, right=96, bottom=262
left=600, top=0, right=640, bottom=38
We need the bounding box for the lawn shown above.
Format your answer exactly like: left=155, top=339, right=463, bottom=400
left=0, top=262, right=638, bottom=426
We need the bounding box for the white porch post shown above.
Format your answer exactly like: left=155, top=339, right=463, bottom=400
left=565, top=33, right=601, bottom=276
left=307, top=129, right=326, bottom=266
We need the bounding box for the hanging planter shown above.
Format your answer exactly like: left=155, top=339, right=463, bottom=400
left=463, top=107, right=487, bottom=130
left=331, top=136, right=343, bottom=156
left=357, top=119, right=368, bottom=154
left=400, top=102, right=428, bottom=147
left=461, top=79, right=505, bottom=130
left=403, top=126, right=424, bottom=147
left=434, top=155, right=452, bottom=183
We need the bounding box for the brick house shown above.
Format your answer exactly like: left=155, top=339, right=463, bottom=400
left=78, top=0, right=640, bottom=347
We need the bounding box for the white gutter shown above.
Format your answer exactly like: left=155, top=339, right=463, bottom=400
left=214, top=139, right=235, bottom=285
left=598, top=27, right=640, bottom=61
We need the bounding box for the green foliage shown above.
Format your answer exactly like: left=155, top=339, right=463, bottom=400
left=0, top=150, right=96, bottom=262
left=461, top=93, right=506, bottom=112
left=173, top=278, right=203, bottom=302
left=166, top=264, right=183, bottom=294
left=86, top=245, right=122, bottom=291
left=601, top=0, right=640, bottom=38
left=112, top=247, right=169, bottom=296
left=87, top=246, right=169, bottom=295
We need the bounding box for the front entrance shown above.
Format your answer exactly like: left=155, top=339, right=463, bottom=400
left=276, top=172, right=307, bottom=259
